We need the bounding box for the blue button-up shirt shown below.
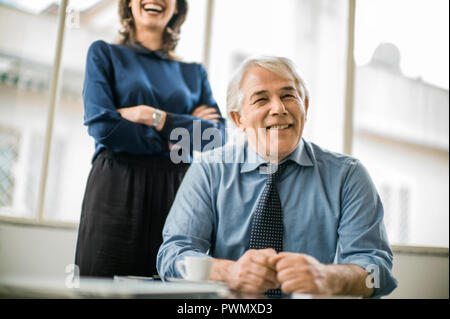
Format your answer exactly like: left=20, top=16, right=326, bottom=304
left=157, top=139, right=397, bottom=297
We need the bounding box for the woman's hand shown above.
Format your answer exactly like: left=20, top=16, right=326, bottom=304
left=117, top=105, right=166, bottom=131
left=191, top=105, right=221, bottom=123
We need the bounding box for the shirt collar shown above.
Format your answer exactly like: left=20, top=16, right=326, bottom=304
left=123, top=41, right=170, bottom=60
left=240, top=138, right=314, bottom=173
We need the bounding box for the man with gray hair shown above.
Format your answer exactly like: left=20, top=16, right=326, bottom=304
left=157, top=56, right=397, bottom=298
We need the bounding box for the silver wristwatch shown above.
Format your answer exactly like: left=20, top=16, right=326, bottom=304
left=152, top=109, right=163, bottom=127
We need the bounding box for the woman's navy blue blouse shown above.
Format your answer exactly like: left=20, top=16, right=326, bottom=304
left=83, top=40, right=226, bottom=161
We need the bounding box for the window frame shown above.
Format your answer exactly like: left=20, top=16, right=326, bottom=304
left=0, top=0, right=72, bottom=228
left=0, top=0, right=447, bottom=250
left=0, top=0, right=215, bottom=229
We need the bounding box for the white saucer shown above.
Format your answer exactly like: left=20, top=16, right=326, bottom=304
left=165, top=277, right=226, bottom=286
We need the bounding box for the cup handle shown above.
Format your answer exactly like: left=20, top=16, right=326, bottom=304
left=176, top=259, right=187, bottom=279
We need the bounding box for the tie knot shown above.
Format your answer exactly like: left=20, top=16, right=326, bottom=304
left=264, top=161, right=288, bottom=183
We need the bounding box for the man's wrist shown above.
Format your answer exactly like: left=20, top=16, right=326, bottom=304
left=324, top=264, right=374, bottom=298
left=322, top=264, right=346, bottom=295
left=209, top=258, right=234, bottom=283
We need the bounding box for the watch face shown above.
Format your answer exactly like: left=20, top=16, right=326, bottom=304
left=153, top=110, right=162, bottom=126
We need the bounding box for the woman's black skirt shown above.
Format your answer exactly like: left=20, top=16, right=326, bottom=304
left=74, top=149, right=190, bottom=278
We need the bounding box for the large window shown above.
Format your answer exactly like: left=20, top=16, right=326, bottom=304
left=0, top=0, right=207, bottom=224
left=0, top=2, right=58, bottom=219
left=208, top=0, right=348, bottom=152
left=0, top=0, right=448, bottom=248
left=353, top=0, right=449, bottom=246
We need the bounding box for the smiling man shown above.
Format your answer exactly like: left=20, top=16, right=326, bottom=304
left=157, top=56, right=397, bottom=298
left=229, top=61, right=307, bottom=164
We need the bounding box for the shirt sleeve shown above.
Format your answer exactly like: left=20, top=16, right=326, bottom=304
left=157, top=161, right=215, bottom=278
left=83, top=40, right=162, bottom=154
left=159, top=64, right=226, bottom=151
left=337, top=159, right=398, bottom=298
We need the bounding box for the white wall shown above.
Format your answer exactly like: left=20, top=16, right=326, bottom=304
left=387, top=245, right=449, bottom=299
left=0, top=222, right=448, bottom=298
left=0, top=222, right=78, bottom=281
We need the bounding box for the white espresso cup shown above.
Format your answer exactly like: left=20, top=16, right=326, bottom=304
left=176, top=256, right=213, bottom=281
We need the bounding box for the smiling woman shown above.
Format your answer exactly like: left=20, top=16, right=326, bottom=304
left=118, top=0, right=187, bottom=55
left=73, top=0, right=226, bottom=279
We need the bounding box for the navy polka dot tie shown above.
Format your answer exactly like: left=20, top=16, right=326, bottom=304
left=249, top=162, right=287, bottom=252
left=249, top=162, right=288, bottom=297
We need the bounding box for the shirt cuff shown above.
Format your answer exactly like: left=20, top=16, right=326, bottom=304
left=160, top=111, right=175, bottom=139
left=342, top=257, right=398, bottom=299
